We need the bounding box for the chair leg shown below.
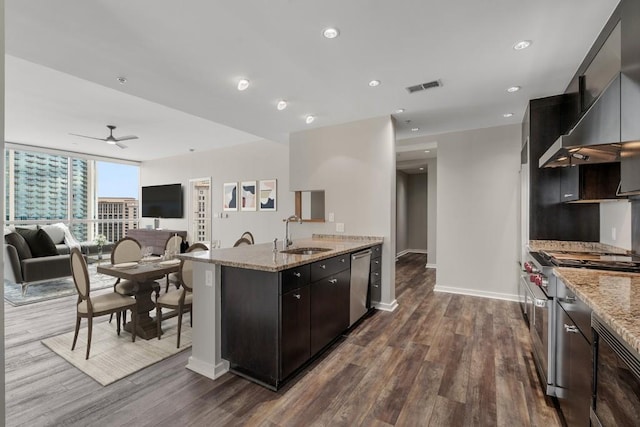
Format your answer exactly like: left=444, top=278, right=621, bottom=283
left=122, top=309, right=127, bottom=329
left=177, top=306, right=183, bottom=348
left=116, top=311, right=121, bottom=336
left=156, top=304, right=162, bottom=340
left=190, top=308, right=192, bottom=327
left=109, top=312, right=114, bottom=324
left=71, top=316, right=81, bottom=351
left=165, top=275, right=169, bottom=293
left=86, top=317, right=93, bottom=360
left=131, top=307, right=137, bottom=343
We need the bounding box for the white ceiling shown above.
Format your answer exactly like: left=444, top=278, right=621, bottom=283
left=5, top=1, right=619, bottom=163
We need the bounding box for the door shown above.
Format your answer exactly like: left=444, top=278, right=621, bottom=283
left=188, top=177, right=211, bottom=246
left=280, top=286, right=310, bottom=379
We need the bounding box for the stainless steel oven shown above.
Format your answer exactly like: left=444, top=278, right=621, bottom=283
left=591, top=314, right=640, bottom=427
left=521, top=252, right=557, bottom=396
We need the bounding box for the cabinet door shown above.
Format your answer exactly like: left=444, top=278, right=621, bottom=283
left=280, top=286, right=310, bottom=379
left=560, top=166, right=580, bottom=202
left=556, top=306, right=592, bottom=427
left=310, top=268, right=350, bottom=355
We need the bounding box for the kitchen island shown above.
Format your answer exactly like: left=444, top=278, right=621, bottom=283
left=178, top=234, right=383, bottom=388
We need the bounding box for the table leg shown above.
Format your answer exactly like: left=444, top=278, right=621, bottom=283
left=124, top=280, right=162, bottom=340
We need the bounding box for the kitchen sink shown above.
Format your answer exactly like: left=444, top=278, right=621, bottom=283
left=280, top=247, right=332, bottom=255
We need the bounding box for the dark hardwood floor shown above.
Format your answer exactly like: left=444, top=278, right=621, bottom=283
left=5, top=253, right=561, bottom=426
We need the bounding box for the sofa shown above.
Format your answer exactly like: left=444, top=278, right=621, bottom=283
left=3, top=224, right=114, bottom=295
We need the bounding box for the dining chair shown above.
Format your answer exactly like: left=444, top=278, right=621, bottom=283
left=233, top=237, right=252, bottom=247
left=240, top=231, right=255, bottom=244
left=108, top=237, right=151, bottom=327
left=70, top=248, right=137, bottom=359
left=164, top=234, right=184, bottom=293
left=156, top=242, right=208, bottom=348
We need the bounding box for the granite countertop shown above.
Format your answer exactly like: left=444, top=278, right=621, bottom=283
left=529, top=239, right=629, bottom=254
left=178, top=234, right=383, bottom=272
left=554, top=267, right=640, bottom=358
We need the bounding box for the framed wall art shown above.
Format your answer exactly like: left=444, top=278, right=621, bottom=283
left=259, top=179, right=277, bottom=211
left=241, top=181, right=257, bottom=211
left=223, top=182, right=238, bottom=211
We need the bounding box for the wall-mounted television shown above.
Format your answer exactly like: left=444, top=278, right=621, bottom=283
left=141, top=183, right=183, bottom=218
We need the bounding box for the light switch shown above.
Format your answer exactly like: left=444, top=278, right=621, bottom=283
left=612, top=227, right=617, bottom=241
left=205, top=270, right=213, bottom=287
left=336, top=223, right=345, bottom=232
left=328, top=212, right=335, bottom=222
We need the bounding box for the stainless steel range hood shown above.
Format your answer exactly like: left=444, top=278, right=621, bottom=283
left=539, top=72, right=637, bottom=168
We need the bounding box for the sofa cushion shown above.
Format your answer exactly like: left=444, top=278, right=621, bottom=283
left=15, top=228, right=59, bottom=257
left=5, top=232, right=33, bottom=260
left=40, top=224, right=65, bottom=244
left=21, top=254, right=72, bottom=282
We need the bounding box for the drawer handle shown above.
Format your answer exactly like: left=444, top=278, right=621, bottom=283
left=374, top=272, right=379, bottom=276
left=320, top=264, right=326, bottom=269
left=340, top=258, right=345, bottom=263
left=375, top=260, right=380, bottom=264
left=293, top=293, right=301, bottom=300
left=563, top=295, right=576, bottom=303
left=564, top=324, right=579, bottom=334
left=293, top=272, right=301, bottom=278
left=564, top=193, right=574, bottom=198
left=372, top=284, right=379, bottom=288
left=328, top=278, right=338, bottom=284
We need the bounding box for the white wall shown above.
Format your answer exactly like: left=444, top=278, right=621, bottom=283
left=140, top=139, right=295, bottom=248
left=434, top=124, right=521, bottom=300
left=396, top=171, right=408, bottom=254
left=407, top=173, right=427, bottom=251
left=600, top=201, right=632, bottom=250
left=290, top=116, right=397, bottom=309
left=426, top=158, right=437, bottom=266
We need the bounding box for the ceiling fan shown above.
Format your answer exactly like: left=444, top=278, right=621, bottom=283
left=69, top=125, right=138, bottom=149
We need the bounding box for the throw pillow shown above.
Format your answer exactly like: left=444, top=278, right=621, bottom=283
left=15, top=228, right=59, bottom=257
left=40, top=224, right=65, bottom=245
left=5, top=232, right=33, bottom=260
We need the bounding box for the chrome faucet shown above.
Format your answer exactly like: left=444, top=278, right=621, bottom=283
left=283, top=215, right=302, bottom=250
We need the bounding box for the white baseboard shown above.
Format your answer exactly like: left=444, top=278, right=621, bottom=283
left=374, top=299, right=399, bottom=312
left=433, top=285, right=519, bottom=302
left=425, top=263, right=437, bottom=269
left=396, top=249, right=428, bottom=259
left=186, top=356, right=229, bottom=380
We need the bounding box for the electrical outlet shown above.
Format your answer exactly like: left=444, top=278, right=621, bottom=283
left=612, top=227, right=617, bottom=241
left=336, top=222, right=345, bottom=233
left=328, top=212, right=335, bottom=222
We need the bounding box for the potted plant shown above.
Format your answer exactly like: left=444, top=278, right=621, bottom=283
left=94, top=234, right=107, bottom=259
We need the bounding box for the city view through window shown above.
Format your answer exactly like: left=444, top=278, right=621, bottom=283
left=5, top=148, right=139, bottom=244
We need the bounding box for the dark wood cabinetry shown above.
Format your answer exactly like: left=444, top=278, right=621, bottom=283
left=525, top=96, right=600, bottom=241
left=126, top=229, right=187, bottom=255
left=369, top=245, right=382, bottom=304
left=221, top=252, right=358, bottom=389
left=560, top=163, right=622, bottom=202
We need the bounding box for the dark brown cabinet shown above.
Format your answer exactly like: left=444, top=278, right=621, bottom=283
left=370, top=245, right=382, bottom=304
left=310, top=268, right=350, bottom=355
left=280, top=285, right=310, bottom=379
left=560, top=163, right=622, bottom=202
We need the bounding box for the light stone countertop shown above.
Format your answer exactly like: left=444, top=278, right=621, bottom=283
left=178, top=235, right=383, bottom=272
left=529, top=239, right=629, bottom=254
left=554, top=267, right=640, bottom=358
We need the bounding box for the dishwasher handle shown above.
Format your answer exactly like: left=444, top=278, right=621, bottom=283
left=352, top=249, right=372, bottom=260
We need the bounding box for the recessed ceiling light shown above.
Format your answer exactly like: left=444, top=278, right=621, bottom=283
left=116, top=76, right=127, bottom=84
left=419, top=167, right=425, bottom=171
left=237, top=79, right=250, bottom=91
left=411, top=127, right=419, bottom=132
left=395, top=108, right=405, bottom=113
left=507, top=86, right=521, bottom=93
left=503, top=113, right=514, bottom=118
left=424, top=150, right=430, bottom=153
left=305, top=115, right=315, bottom=124
left=368, top=80, right=381, bottom=87
left=323, top=27, right=340, bottom=39
left=277, top=100, right=288, bottom=111
left=513, top=40, right=532, bottom=51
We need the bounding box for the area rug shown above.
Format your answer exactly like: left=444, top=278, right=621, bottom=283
left=4, top=264, right=114, bottom=306
left=42, top=317, right=192, bottom=386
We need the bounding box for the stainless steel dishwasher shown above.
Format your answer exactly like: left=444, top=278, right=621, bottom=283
left=349, top=249, right=372, bottom=327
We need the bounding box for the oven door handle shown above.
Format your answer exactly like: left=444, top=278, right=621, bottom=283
left=525, top=280, right=550, bottom=307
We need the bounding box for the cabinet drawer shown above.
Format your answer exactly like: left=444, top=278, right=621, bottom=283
left=310, top=254, right=350, bottom=282
left=370, top=278, right=381, bottom=303
left=557, top=278, right=592, bottom=343
left=281, top=264, right=311, bottom=294
left=370, top=256, right=381, bottom=270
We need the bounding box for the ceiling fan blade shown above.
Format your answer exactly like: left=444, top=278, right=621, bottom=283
left=114, top=135, right=138, bottom=142
left=115, top=142, right=128, bottom=149
left=69, top=133, right=107, bottom=142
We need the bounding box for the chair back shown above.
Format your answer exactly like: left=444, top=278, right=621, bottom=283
left=240, top=231, right=255, bottom=244
left=70, top=248, right=90, bottom=299
left=233, top=237, right=252, bottom=247
left=111, top=237, right=142, bottom=264
left=165, top=234, right=183, bottom=253
left=181, top=243, right=208, bottom=291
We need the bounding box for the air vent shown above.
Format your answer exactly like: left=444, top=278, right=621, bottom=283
left=406, top=80, right=442, bottom=94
